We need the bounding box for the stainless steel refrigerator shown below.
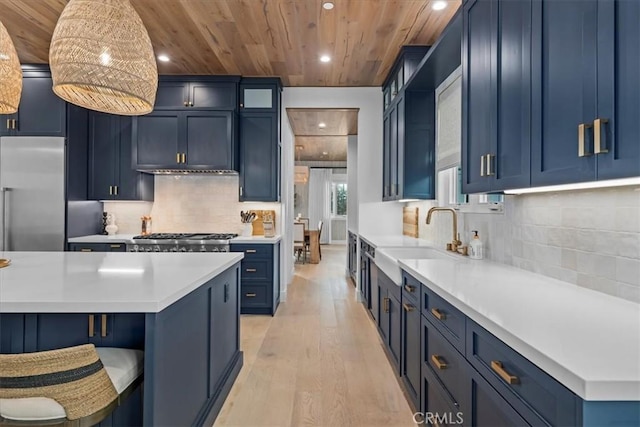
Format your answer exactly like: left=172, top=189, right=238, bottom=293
left=0, top=136, right=66, bottom=251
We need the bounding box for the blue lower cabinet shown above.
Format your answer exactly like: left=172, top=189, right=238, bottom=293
left=230, top=243, right=280, bottom=315
left=421, top=367, right=465, bottom=426
left=68, top=243, right=127, bottom=252
left=467, top=365, right=528, bottom=427
left=401, top=291, right=421, bottom=409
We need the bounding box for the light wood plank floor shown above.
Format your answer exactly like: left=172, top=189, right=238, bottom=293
left=214, top=245, right=415, bottom=427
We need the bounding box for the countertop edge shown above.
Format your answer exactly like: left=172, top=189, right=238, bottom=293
left=68, top=235, right=282, bottom=244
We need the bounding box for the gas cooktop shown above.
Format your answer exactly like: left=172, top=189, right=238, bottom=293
left=132, top=233, right=238, bottom=241
left=127, top=233, right=239, bottom=253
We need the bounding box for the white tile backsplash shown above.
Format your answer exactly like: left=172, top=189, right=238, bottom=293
left=409, top=185, right=640, bottom=302
left=103, top=175, right=281, bottom=235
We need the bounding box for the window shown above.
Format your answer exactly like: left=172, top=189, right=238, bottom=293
left=331, top=183, right=347, bottom=216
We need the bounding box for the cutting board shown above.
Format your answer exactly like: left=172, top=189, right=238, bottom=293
left=403, top=207, right=419, bottom=238
left=249, top=210, right=276, bottom=236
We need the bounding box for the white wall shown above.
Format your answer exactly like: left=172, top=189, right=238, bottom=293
left=347, top=134, right=359, bottom=233
left=281, top=87, right=404, bottom=296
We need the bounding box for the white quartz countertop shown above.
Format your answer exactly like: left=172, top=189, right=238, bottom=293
left=68, top=234, right=137, bottom=243
left=0, top=251, right=243, bottom=313
left=359, top=234, right=434, bottom=248
left=398, top=257, right=640, bottom=401
left=67, top=234, right=281, bottom=244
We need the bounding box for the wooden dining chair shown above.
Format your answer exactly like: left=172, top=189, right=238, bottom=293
left=293, top=222, right=306, bottom=263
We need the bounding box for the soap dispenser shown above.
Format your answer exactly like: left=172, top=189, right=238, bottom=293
left=469, top=230, right=484, bottom=260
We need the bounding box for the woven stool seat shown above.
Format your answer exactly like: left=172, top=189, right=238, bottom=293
left=0, top=345, right=143, bottom=425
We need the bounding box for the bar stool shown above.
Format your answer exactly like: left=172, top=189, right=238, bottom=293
left=0, top=344, right=143, bottom=426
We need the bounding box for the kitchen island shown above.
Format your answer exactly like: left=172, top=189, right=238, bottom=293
left=0, top=251, right=244, bottom=426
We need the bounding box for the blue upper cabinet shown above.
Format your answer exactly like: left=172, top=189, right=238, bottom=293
left=1, top=66, right=66, bottom=137
left=238, top=78, right=281, bottom=202
left=530, top=0, right=598, bottom=185
left=89, top=112, right=153, bottom=201
left=594, top=0, right=640, bottom=180
left=153, top=77, right=239, bottom=110
left=462, top=0, right=531, bottom=193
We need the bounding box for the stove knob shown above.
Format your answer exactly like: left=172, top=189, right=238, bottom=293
left=154, top=245, right=161, bottom=252
left=162, top=248, right=168, bottom=252
left=200, top=246, right=207, bottom=252
left=211, top=247, right=219, bottom=252
left=179, top=247, right=187, bottom=252
left=170, top=247, right=178, bottom=252
left=144, top=247, right=152, bottom=252
left=187, top=247, right=194, bottom=252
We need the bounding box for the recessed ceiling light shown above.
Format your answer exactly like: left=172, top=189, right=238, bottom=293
left=157, top=54, right=170, bottom=62
left=322, top=151, right=328, bottom=155
left=320, top=55, right=331, bottom=63
left=322, top=2, right=334, bottom=10
left=99, top=52, right=111, bottom=66
left=432, top=1, right=447, bottom=10
left=318, top=122, right=327, bottom=128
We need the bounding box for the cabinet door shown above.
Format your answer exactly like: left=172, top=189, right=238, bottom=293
left=388, top=294, right=402, bottom=371
left=395, top=95, right=405, bottom=199
left=596, top=0, right=640, bottom=179
left=184, top=111, right=235, bottom=169
left=389, top=103, right=399, bottom=199
left=493, top=0, right=532, bottom=191
left=239, top=112, right=278, bottom=201
left=210, top=278, right=239, bottom=392
left=100, top=313, right=145, bottom=349
left=115, top=116, right=153, bottom=201
left=154, top=81, right=189, bottom=109
left=468, top=366, right=528, bottom=427
left=369, top=262, right=379, bottom=323
left=88, top=112, right=117, bottom=200
left=531, top=0, right=598, bottom=185
left=402, top=299, right=421, bottom=407
left=13, top=77, right=66, bottom=137
left=133, top=112, right=180, bottom=169
left=382, top=112, right=391, bottom=200
left=32, top=314, right=93, bottom=351
left=240, top=84, right=276, bottom=112
left=379, top=289, right=390, bottom=344
left=462, top=0, right=495, bottom=194
left=189, top=82, right=237, bottom=109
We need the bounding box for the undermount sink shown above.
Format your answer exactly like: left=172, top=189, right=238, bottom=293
left=375, top=246, right=455, bottom=285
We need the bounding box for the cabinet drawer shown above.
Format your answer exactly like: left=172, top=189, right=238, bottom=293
left=421, top=369, right=463, bottom=426
left=240, top=260, right=271, bottom=281
left=466, top=320, right=578, bottom=426
left=423, top=286, right=465, bottom=353
left=69, top=243, right=126, bottom=252
left=424, top=318, right=466, bottom=409
left=402, top=273, right=420, bottom=304
left=230, top=244, right=273, bottom=260
left=378, top=267, right=401, bottom=301
left=240, top=285, right=270, bottom=307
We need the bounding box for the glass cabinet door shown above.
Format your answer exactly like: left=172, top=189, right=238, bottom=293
left=242, top=88, right=273, bottom=109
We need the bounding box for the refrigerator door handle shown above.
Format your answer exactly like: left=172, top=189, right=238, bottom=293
left=0, top=187, right=9, bottom=251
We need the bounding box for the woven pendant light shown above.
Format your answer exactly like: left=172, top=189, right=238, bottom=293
left=0, top=20, right=22, bottom=114
left=49, top=0, right=157, bottom=115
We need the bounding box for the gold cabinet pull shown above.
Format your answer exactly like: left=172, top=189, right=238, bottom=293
left=480, top=155, right=486, bottom=177
left=101, top=314, right=107, bottom=337
left=12, top=119, right=17, bottom=129
left=109, top=185, right=113, bottom=195
left=431, top=308, right=446, bottom=320
left=80, top=248, right=93, bottom=252
left=246, top=268, right=257, bottom=272
left=239, top=186, right=243, bottom=196
left=110, top=244, right=121, bottom=248
left=176, top=152, right=181, bottom=163
left=491, top=360, right=519, bottom=385
left=113, top=186, right=118, bottom=196
left=402, top=303, right=415, bottom=312
left=188, top=101, right=194, bottom=107
left=594, top=118, right=609, bottom=154
left=578, top=123, right=593, bottom=157
left=383, top=297, right=390, bottom=313
left=184, top=101, right=188, bottom=107
left=88, top=315, right=95, bottom=337
left=181, top=153, right=186, bottom=164
left=6, top=119, right=10, bottom=130
left=431, top=354, right=448, bottom=370
left=404, top=284, right=415, bottom=293
left=245, top=249, right=257, bottom=253
left=486, top=154, right=494, bottom=176
left=246, top=292, right=257, bottom=297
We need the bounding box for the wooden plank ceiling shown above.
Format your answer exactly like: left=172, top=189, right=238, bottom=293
left=288, top=108, right=358, bottom=162
left=0, top=0, right=460, bottom=87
